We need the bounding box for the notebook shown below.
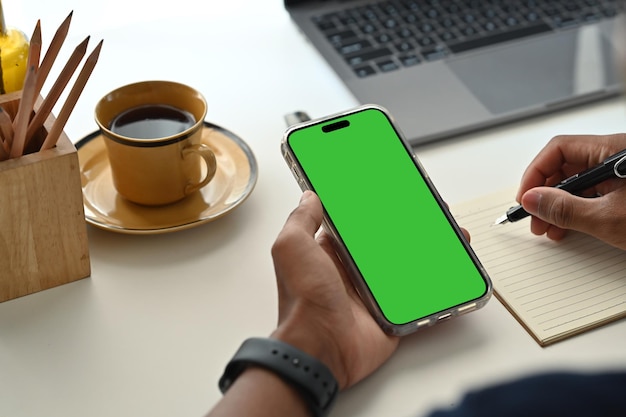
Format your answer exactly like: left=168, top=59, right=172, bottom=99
left=452, top=187, right=626, bottom=346
left=284, top=0, right=624, bottom=145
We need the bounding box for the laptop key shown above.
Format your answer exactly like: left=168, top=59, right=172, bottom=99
left=438, top=30, right=457, bottom=42
left=337, top=13, right=358, bottom=25
left=338, top=40, right=373, bottom=55
left=417, top=36, right=435, bottom=47
left=314, top=19, right=336, bottom=32
left=399, top=53, right=421, bottom=66
left=327, top=30, right=359, bottom=46
left=555, top=17, right=580, bottom=28
left=395, top=40, right=414, bottom=52
left=421, top=46, right=448, bottom=61
left=345, top=47, right=393, bottom=66
left=360, top=22, right=378, bottom=34
left=354, top=65, right=377, bottom=77
left=374, top=33, right=394, bottom=43
left=377, top=59, right=400, bottom=72
left=396, top=27, right=414, bottom=38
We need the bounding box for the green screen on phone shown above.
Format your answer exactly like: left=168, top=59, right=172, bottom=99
left=287, top=107, right=489, bottom=325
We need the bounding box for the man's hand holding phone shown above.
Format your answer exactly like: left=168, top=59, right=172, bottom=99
left=271, top=191, right=400, bottom=390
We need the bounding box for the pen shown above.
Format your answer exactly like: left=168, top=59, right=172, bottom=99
left=494, top=148, right=626, bottom=225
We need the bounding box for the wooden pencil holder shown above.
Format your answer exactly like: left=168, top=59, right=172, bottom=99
left=0, top=92, right=91, bottom=302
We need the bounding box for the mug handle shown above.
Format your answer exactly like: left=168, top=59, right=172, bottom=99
left=182, top=143, right=217, bottom=195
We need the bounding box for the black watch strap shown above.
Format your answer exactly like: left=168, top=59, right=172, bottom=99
left=218, top=337, right=339, bottom=417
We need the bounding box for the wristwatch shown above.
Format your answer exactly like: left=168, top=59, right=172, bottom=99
left=219, top=337, right=339, bottom=417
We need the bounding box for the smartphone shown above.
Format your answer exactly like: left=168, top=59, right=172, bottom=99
left=281, top=105, right=492, bottom=336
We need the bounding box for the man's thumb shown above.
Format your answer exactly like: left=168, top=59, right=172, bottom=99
left=521, top=187, right=578, bottom=229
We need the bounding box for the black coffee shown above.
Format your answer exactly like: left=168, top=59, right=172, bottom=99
left=109, top=104, right=196, bottom=139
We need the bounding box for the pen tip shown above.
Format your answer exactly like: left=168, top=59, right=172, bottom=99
left=493, top=214, right=509, bottom=226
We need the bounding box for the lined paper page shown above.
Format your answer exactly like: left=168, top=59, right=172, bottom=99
left=452, top=187, right=626, bottom=346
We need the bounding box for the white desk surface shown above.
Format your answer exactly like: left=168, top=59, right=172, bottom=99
left=1, top=2, right=625, bottom=417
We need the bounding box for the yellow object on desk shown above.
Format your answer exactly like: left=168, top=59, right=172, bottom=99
left=0, top=27, right=29, bottom=93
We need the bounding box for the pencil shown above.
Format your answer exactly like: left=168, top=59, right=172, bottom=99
left=25, top=36, right=89, bottom=146
left=9, top=65, right=37, bottom=158
left=10, top=21, right=41, bottom=158
left=34, top=11, right=73, bottom=97
left=40, top=39, right=103, bottom=151
left=0, top=107, right=14, bottom=149
left=0, top=108, right=9, bottom=160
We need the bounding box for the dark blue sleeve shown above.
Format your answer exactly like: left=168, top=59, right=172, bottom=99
left=426, top=371, right=626, bottom=417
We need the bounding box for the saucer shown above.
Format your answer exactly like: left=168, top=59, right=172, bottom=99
left=76, top=122, right=258, bottom=234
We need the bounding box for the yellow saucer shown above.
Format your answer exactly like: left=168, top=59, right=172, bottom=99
left=76, top=122, right=258, bottom=234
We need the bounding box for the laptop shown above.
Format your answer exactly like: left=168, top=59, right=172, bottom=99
left=284, top=0, right=625, bottom=145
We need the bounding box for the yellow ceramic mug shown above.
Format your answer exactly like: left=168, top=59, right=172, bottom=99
left=95, top=81, right=217, bottom=206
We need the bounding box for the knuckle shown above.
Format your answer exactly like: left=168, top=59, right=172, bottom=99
left=272, top=230, right=294, bottom=257
left=272, top=226, right=307, bottom=259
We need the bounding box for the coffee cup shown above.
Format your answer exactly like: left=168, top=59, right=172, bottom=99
left=95, top=80, right=217, bottom=206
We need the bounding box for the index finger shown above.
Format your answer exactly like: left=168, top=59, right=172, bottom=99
left=516, top=134, right=623, bottom=202
left=276, top=191, right=324, bottom=242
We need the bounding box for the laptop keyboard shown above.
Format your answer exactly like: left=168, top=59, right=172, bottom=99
left=312, top=0, right=621, bottom=77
